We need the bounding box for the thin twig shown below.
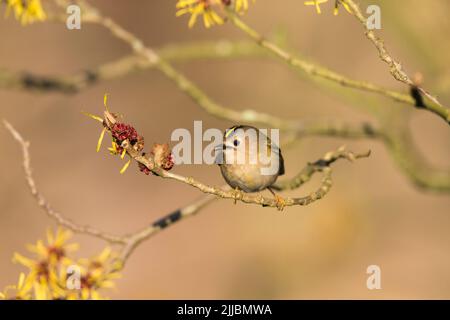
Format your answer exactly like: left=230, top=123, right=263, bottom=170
left=0, top=40, right=268, bottom=93
left=273, top=147, right=371, bottom=190
left=226, top=9, right=450, bottom=125
left=3, top=119, right=125, bottom=244
left=119, top=194, right=218, bottom=263
left=343, top=0, right=448, bottom=121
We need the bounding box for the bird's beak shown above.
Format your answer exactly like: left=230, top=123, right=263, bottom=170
left=215, top=143, right=234, bottom=151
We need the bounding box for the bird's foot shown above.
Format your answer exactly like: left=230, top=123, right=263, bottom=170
left=268, top=187, right=286, bottom=211
left=274, top=194, right=286, bottom=211
left=231, top=187, right=244, bottom=204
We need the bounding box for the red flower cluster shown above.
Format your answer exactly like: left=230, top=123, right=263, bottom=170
left=111, top=123, right=139, bottom=143
left=110, top=122, right=145, bottom=152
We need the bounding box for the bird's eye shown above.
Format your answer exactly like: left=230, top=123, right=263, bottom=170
left=233, top=139, right=240, bottom=147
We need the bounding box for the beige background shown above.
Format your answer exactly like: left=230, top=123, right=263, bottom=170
left=0, top=0, right=449, bottom=299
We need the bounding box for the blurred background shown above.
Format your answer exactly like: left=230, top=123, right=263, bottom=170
left=0, top=0, right=449, bottom=299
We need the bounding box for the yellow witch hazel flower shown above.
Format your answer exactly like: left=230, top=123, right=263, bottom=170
left=176, top=0, right=255, bottom=28
left=3, top=227, right=122, bottom=300
left=26, top=228, right=80, bottom=265
left=304, top=0, right=351, bottom=15
left=75, top=247, right=122, bottom=300
left=0, top=273, right=33, bottom=300
left=2, top=0, right=46, bottom=25
left=12, top=227, right=79, bottom=299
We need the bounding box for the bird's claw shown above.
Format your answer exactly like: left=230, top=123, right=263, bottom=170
left=231, top=187, right=243, bottom=204
left=274, top=194, right=286, bottom=211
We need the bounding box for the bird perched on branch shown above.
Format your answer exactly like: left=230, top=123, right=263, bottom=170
left=216, top=125, right=286, bottom=209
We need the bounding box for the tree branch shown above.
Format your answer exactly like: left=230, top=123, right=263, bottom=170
left=118, top=194, right=218, bottom=263
left=343, top=0, right=448, bottom=121
left=226, top=8, right=450, bottom=125
left=0, top=40, right=268, bottom=93
left=3, top=119, right=125, bottom=244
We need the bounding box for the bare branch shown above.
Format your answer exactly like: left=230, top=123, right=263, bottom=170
left=343, top=0, right=448, bottom=120
left=226, top=9, right=450, bottom=125
left=273, top=147, right=371, bottom=191
left=0, top=40, right=268, bottom=93
left=3, top=119, right=126, bottom=244
left=119, top=194, right=218, bottom=264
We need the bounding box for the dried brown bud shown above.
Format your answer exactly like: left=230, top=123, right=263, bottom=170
left=134, top=135, right=145, bottom=152
left=151, top=143, right=174, bottom=170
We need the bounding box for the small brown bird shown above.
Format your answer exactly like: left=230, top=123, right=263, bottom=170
left=216, top=125, right=285, bottom=205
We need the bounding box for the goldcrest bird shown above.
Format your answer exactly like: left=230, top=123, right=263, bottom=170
left=216, top=125, right=285, bottom=195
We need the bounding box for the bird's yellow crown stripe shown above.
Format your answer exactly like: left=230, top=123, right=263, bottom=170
left=225, top=126, right=238, bottom=138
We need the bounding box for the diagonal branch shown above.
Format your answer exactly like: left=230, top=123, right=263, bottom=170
left=273, top=147, right=371, bottom=190
left=226, top=9, right=450, bottom=125
left=118, top=194, right=218, bottom=263
left=343, top=0, right=447, bottom=118
left=3, top=119, right=125, bottom=244
left=0, top=40, right=269, bottom=93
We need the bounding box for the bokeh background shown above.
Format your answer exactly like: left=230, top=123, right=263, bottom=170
left=0, top=0, right=449, bottom=299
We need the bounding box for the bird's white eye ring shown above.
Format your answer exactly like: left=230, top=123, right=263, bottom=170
left=233, top=139, right=240, bottom=147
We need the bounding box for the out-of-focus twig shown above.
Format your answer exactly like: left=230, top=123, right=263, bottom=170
left=3, top=119, right=125, bottom=244
left=226, top=9, right=450, bottom=125
left=118, top=194, right=218, bottom=263
left=297, top=118, right=450, bottom=192
left=343, top=0, right=448, bottom=122
left=0, top=40, right=269, bottom=93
